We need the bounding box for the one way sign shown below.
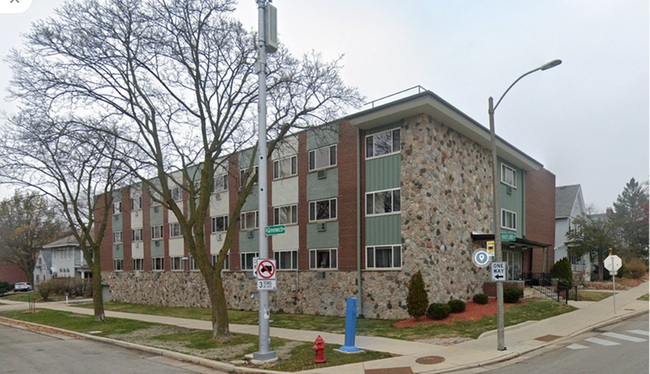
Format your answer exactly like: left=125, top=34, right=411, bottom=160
left=491, top=262, right=506, bottom=282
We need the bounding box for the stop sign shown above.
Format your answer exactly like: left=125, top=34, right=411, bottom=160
left=604, top=254, right=622, bottom=272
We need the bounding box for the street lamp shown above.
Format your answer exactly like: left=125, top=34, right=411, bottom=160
left=488, top=59, right=561, bottom=351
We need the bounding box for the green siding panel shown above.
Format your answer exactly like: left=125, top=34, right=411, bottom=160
left=307, top=124, right=338, bottom=150
left=150, top=242, right=164, bottom=257
left=242, top=188, right=259, bottom=211
left=307, top=221, right=339, bottom=248
left=150, top=207, right=163, bottom=225
left=498, top=158, right=524, bottom=238
left=112, top=215, right=123, bottom=231
left=112, top=244, right=123, bottom=259
left=239, top=231, right=260, bottom=253
left=365, top=154, right=401, bottom=191
left=307, top=168, right=339, bottom=201
left=365, top=215, right=401, bottom=246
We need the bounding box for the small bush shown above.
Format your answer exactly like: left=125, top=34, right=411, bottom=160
left=503, top=287, right=523, bottom=303
left=625, top=258, right=648, bottom=279
left=551, top=257, right=573, bottom=286
left=473, top=293, right=489, bottom=305
left=427, top=303, right=451, bottom=320
left=0, top=281, right=12, bottom=295
left=406, top=271, right=429, bottom=320
left=448, top=299, right=466, bottom=313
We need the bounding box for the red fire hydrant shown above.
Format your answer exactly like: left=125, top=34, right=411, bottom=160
left=313, top=335, right=326, bottom=363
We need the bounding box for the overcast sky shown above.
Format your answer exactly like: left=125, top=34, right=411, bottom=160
left=0, top=0, right=648, bottom=212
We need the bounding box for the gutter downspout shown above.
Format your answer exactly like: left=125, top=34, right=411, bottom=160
left=357, top=127, right=363, bottom=317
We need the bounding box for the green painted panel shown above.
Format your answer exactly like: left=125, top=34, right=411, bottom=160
left=498, top=158, right=524, bottom=237
left=238, top=148, right=259, bottom=168
left=364, top=122, right=400, bottom=136
left=365, top=214, right=401, bottom=246
left=307, top=168, right=339, bottom=201
left=112, top=244, right=123, bottom=259
left=242, top=188, right=259, bottom=211
left=307, top=124, right=338, bottom=150
left=150, top=206, right=163, bottom=225
left=239, top=231, right=260, bottom=252
left=365, top=153, right=401, bottom=191
left=307, top=221, right=339, bottom=248
left=150, top=242, right=164, bottom=257
left=112, top=214, right=122, bottom=231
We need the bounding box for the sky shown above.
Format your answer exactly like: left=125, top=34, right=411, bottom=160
left=0, top=0, right=648, bottom=212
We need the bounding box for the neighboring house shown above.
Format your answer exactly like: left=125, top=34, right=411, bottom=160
left=41, top=235, right=92, bottom=280
left=554, top=184, right=592, bottom=282
left=98, top=90, right=556, bottom=319
left=33, top=250, right=53, bottom=286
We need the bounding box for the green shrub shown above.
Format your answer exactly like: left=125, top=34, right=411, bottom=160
left=447, top=299, right=466, bottom=313
left=551, top=257, right=573, bottom=286
left=473, top=293, right=489, bottom=305
left=406, top=271, right=428, bottom=320
left=503, top=287, right=523, bottom=303
left=427, top=303, right=451, bottom=320
left=0, top=281, right=12, bottom=295
left=625, top=258, right=648, bottom=279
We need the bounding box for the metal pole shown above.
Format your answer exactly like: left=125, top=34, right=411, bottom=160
left=612, top=255, right=616, bottom=314
left=489, top=97, right=506, bottom=351
left=254, top=0, right=276, bottom=362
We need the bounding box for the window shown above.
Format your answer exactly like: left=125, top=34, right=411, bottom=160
left=240, top=211, right=258, bottom=230
left=151, top=225, right=163, bottom=240
left=274, top=205, right=298, bottom=225
left=113, top=231, right=123, bottom=244
left=170, top=256, right=183, bottom=271
left=569, top=254, right=584, bottom=266
left=275, top=250, right=298, bottom=270
left=241, top=252, right=259, bottom=270
left=170, top=186, right=182, bottom=201
left=169, top=222, right=182, bottom=238
left=212, top=174, right=228, bottom=192
left=501, top=209, right=517, bottom=230
left=211, top=252, right=230, bottom=270
left=112, top=201, right=122, bottom=215
left=133, top=258, right=144, bottom=271
left=152, top=257, right=164, bottom=271
left=309, top=248, right=337, bottom=269
left=131, top=196, right=142, bottom=210
left=366, top=245, right=402, bottom=269
left=501, top=164, right=517, bottom=188
left=113, top=259, right=124, bottom=271
left=240, top=166, right=259, bottom=186
left=366, top=128, right=400, bottom=158
left=366, top=188, right=401, bottom=216
left=308, top=145, right=337, bottom=171
left=211, top=216, right=229, bottom=233
left=309, top=198, right=337, bottom=221
left=273, top=155, right=297, bottom=179
left=132, top=228, right=143, bottom=242
left=189, top=256, right=200, bottom=271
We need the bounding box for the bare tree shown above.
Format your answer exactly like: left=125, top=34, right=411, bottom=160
left=7, top=0, right=362, bottom=338
left=0, top=190, right=65, bottom=286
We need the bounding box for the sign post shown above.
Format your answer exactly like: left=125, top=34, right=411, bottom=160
left=604, top=251, right=622, bottom=314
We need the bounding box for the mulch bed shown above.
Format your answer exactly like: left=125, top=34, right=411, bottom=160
left=394, top=299, right=527, bottom=328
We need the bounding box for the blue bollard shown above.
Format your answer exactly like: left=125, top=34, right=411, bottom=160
left=337, top=297, right=362, bottom=353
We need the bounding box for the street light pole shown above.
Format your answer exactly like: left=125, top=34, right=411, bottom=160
left=488, top=59, right=561, bottom=351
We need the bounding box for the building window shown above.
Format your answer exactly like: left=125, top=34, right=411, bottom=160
left=275, top=250, right=298, bottom=270
left=366, top=188, right=401, bottom=216
left=309, top=198, right=337, bottom=222
left=170, top=256, right=183, bottom=271
left=240, top=166, right=259, bottom=186
left=240, top=211, right=259, bottom=230
left=241, top=252, right=259, bottom=270
left=274, top=205, right=298, bottom=225
left=309, top=248, right=337, bottom=269
left=113, top=259, right=124, bottom=271
left=131, top=196, right=142, bottom=210
left=169, top=222, right=183, bottom=238
left=188, top=256, right=200, bottom=271
left=366, top=128, right=400, bottom=158
left=133, top=258, right=144, bottom=271
left=308, top=145, right=337, bottom=171
left=212, top=174, right=228, bottom=192
left=132, top=228, right=143, bottom=242
left=273, top=155, right=297, bottom=179
left=152, top=257, right=164, bottom=271
left=112, top=201, right=122, bottom=215
left=211, top=216, right=229, bottom=233
left=170, top=186, right=182, bottom=201
left=151, top=225, right=163, bottom=240
left=366, top=245, right=402, bottom=269
left=211, top=252, right=230, bottom=270
left=501, top=164, right=517, bottom=188
left=113, top=231, right=123, bottom=244
left=501, top=209, right=517, bottom=230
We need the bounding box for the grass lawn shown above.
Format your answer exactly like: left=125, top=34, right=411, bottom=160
left=638, top=294, right=649, bottom=301
left=567, top=289, right=613, bottom=302
left=0, top=292, right=39, bottom=302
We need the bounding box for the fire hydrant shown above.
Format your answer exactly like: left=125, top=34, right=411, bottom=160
left=313, top=335, right=326, bottom=363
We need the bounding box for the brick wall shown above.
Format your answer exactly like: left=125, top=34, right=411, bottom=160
left=337, top=120, right=359, bottom=271
left=525, top=168, right=556, bottom=273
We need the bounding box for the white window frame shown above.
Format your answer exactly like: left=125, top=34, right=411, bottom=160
left=133, top=258, right=144, bottom=271
left=273, top=204, right=298, bottom=225
left=112, top=201, right=122, bottom=215
left=151, top=225, right=163, bottom=240
left=501, top=209, right=517, bottom=230
left=308, top=145, right=337, bottom=171
left=366, top=245, right=402, bottom=269
left=211, top=252, right=230, bottom=270
left=212, top=174, right=228, bottom=193
left=240, top=252, right=259, bottom=270
left=273, top=155, right=298, bottom=180
left=274, top=250, right=298, bottom=270
left=501, top=163, right=517, bottom=188
left=113, top=231, right=123, bottom=244
left=365, top=128, right=401, bottom=159
left=366, top=188, right=401, bottom=216
left=113, top=258, right=124, bottom=271
left=152, top=257, right=164, bottom=271
left=240, top=211, right=259, bottom=230
left=309, top=198, right=337, bottom=222
left=211, top=216, right=229, bottom=233
left=309, top=248, right=338, bottom=270
left=132, top=228, right=143, bottom=242
left=170, top=186, right=182, bottom=201
left=169, top=222, right=183, bottom=238
left=170, top=256, right=183, bottom=271
left=131, top=196, right=142, bottom=210
left=188, top=256, right=200, bottom=271
left=240, top=166, right=259, bottom=186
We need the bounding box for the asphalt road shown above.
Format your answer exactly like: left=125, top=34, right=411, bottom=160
left=459, top=313, right=649, bottom=374
left=0, top=324, right=228, bottom=374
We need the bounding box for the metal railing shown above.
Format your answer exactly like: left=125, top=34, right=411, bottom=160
left=364, top=85, right=428, bottom=108
left=521, top=272, right=577, bottom=303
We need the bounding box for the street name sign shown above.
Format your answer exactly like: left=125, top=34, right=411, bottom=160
left=501, top=232, right=516, bottom=242
left=265, top=225, right=286, bottom=236
left=491, top=262, right=506, bottom=281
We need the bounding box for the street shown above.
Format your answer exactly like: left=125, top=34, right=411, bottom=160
left=0, top=323, right=228, bottom=374
left=459, top=313, right=649, bottom=374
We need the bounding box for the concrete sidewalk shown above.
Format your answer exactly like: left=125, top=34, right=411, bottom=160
left=1, top=282, right=648, bottom=374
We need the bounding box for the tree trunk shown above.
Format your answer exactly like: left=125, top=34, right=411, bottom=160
left=209, top=271, right=230, bottom=339
left=598, top=260, right=604, bottom=282
left=91, top=261, right=105, bottom=322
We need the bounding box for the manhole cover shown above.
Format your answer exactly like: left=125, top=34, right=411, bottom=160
left=416, top=356, right=446, bottom=365
left=535, top=334, right=561, bottom=342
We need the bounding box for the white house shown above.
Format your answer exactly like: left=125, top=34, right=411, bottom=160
left=41, top=235, right=92, bottom=279
left=554, top=184, right=592, bottom=282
